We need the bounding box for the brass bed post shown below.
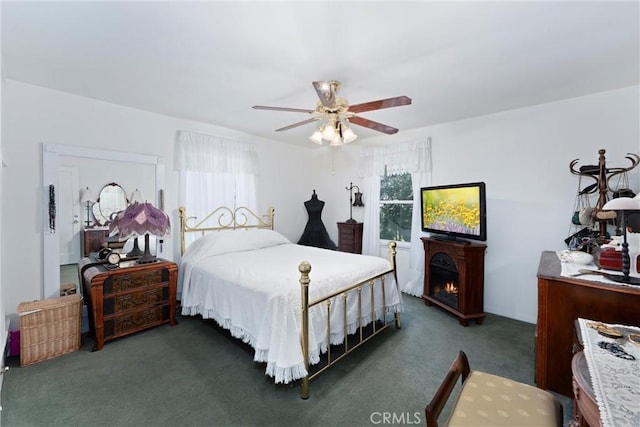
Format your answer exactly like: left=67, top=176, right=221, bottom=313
left=267, top=206, right=275, bottom=230
left=299, top=261, right=312, bottom=400
left=342, top=294, right=348, bottom=353
left=387, top=241, right=401, bottom=329
left=325, top=300, right=332, bottom=364
left=179, top=207, right=187, bottom=256
left=369, top=281, right=376, bottom=334
left=357, top=287, right=363, bottom=341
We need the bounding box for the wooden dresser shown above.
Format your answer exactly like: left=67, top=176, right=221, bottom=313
left=79, top=257, right=178, bottom=351
left=536, top=251, right=640, bottom=396
left=337, top=221, right=363, bottom=254
left=82, top=228, right=109, bottom=256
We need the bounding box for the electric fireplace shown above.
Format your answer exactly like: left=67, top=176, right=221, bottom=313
left=421, top=237, right=486, bottom=326
left=429, top=253, right=459, bottom=310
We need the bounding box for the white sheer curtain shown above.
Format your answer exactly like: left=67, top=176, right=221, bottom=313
left=361, top=175, right=381, bottom=256
left=358, top=137, right=432, bottom=295
left=175, top=130, right=259, bottom=248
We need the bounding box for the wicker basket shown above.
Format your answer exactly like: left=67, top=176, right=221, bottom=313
left=18, top=293, right=82, bottom=366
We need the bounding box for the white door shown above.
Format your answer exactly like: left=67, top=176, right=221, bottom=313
left=59, top=166, right=81, bottom=265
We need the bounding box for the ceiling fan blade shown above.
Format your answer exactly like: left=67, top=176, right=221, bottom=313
left=253, top=105, right=315, bottom=114
left=313, top=80, right=340, bottom=109
left=275, top=117, right=321, bottom=132
left=348, top=96, right=412, bottom=114
left=349, top=116, right=399, bottom=135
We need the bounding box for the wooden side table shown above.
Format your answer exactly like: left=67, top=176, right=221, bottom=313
left=337, top=222, right=363, bottom=254
left=79, top=257, right=178, bottom=351
left=571, top=351, right=602, bottom=427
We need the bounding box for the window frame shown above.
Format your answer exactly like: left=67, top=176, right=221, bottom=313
left=379, top=172, right=414, bottom=243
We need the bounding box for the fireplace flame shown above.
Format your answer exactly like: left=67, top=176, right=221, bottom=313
left=444, top=282, right=458, bottom=294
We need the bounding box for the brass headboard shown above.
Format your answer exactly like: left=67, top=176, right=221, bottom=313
left=178, top=206, right=275, bottom=255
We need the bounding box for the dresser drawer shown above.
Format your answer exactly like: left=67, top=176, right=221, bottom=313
left=340, top=236, right=355, bottom=246
left=103, top=286, right=170, bottom=315
left=103, top=268, right=169, bottom=294
left=104, top=305, right=171, bottom=338
left=339, top=229, right=354, bottom=238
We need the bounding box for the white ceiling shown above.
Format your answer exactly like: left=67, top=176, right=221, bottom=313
left=2, top=1, right=639, bottom=147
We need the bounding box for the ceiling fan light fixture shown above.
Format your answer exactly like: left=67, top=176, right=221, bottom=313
left=329, top=135, right=343, bottom=147
left=341, top=123, right=358, bottom=144
left=309, top=119, right=358, bottom=146
left=309, top=130, right=324, bottom=145
left=321, top=122, right=337, bottom=140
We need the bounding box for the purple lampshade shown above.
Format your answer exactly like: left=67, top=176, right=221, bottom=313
left=114, top=202, right=170, bottom=240
left=108, top=209, right=125, bottom=237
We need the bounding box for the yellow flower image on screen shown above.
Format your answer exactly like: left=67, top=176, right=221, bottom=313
left=422, top=187, right=481, bottom=236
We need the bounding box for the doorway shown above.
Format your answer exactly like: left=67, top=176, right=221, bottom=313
left=59, top=166, right=81, bottom=265
left=42, top=144, right=165, bottom=299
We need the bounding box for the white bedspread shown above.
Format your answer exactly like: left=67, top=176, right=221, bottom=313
left=178, top=229, right=402, bottom=384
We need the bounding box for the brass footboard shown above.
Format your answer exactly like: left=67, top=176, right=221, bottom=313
left=299, top=241, right=401, bottom=399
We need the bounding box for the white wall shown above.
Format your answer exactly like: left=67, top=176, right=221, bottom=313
left=311, top=86, right=640, bottom=324
left=0, top=1, right=8, bottom=404
left=3, top=79, right=638, bottom=327
left=2, top=80, right=313, bottom=327
left=307, top=145, right=365, bottom=242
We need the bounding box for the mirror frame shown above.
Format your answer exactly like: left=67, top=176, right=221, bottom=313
left=93, top=182, right=130, bottom=226
left=42, top=144, right=165, bottom=299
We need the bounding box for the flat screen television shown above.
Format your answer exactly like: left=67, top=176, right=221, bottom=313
left=420, top=181, right=487, bottom=242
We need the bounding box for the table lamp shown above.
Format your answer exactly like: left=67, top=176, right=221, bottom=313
left=109, top=208, right=143, bottom=258
left=345, top=182, right=364, bottom=224
left=110, top=202, right=170, bottom=264
left=602, top=195, right=640, bottom=285
left=79, top=186, right=96, bottom=228
left=130, top=188, right=144, bottom=204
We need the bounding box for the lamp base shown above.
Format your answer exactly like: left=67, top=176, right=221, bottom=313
left=126, top=237, right=144, bottom=258
left=345, top=218, right=358, bottom=224
left=135, top=234, right=158, bottom=264
left=136, top=253, right=158, bottom=264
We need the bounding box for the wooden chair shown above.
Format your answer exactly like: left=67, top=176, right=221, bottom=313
left=425, top=350, right=563, bottom=427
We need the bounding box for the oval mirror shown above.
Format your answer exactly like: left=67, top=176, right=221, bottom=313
left=92, top=182, right=129, bottom=225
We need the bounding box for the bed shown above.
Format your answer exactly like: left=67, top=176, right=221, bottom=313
left=178, top=206, right=402, bottom=398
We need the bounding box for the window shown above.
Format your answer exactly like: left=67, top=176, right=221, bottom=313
left=379, top=172, right=413, bottom=242
left=176, top=130, right=258, bottom=248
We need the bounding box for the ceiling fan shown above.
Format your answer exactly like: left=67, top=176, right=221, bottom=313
left=253, top=81, right=412, bottom=145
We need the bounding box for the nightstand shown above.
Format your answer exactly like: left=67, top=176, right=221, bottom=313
left=337, top=222, right=363, bottom=254
left=79, top=257, right=178, bottom=351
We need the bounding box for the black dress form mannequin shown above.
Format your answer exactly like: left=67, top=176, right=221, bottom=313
left=298, top=190, right=337, bottom=250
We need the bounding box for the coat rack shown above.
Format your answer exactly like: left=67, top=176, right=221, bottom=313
left=570, top=149, right=640, bottom=238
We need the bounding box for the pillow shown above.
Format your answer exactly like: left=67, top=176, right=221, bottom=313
left=183, top=229, right=290, bottom=261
